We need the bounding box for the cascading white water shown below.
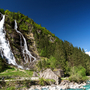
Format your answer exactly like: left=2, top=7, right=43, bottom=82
left=0, top=15, right=17, bottom=65
left=14, top=20, right=36, bottom=63
left=0, top=14, right=23, bottom=69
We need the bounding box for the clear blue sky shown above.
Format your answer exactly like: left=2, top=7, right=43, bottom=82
left=1, top=0, right=90, bottom=55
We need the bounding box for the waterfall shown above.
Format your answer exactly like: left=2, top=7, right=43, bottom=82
left=0, top=15, right=16, bottom=65
left=14, top=20, right=36, bottom=63
left=0, top=14, right=36, bottom=69
left=0, top=14, right=23, bottom=69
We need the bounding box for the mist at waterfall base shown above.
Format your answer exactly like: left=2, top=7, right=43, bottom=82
left=0, top=14, right=36, bottom=69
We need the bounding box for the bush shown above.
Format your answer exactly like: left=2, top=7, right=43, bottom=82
left=0, top=56, right=9, bottom=72
left=39, top=78, right=55, bottom=85
left=69, top=66, right=87, bottom=83
left=39, top=78, right=45, bottom=86
left=7, top=87, right=15, bottom=90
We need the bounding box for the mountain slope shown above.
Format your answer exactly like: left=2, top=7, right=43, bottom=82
left=0, top=9, right=90, bottom=75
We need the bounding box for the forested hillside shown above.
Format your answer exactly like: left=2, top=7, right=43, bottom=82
left=0, top=9, right=90, bottom=75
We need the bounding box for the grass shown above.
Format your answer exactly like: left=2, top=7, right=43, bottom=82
left=0, top=66, right=33, bottom=78
left=0, top=66, right=34, bottom=89
left=0, top=80, right=30, bottom=90
left=6, top=86, right=16, bottom=90
left=61, top=77, right=69, bottom=80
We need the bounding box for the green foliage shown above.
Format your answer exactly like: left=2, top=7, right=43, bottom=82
left=2, top=9, right=90, bottom=77
left=5, top=10, right=11, bottom=15
left=40, top=48, right=47, bottom=57
left=39, top=78, right=55, bottom=85
left=7, top=87, right=15, bottom=90
left=36, top=56, right=57, bottom=71
left=69, top=66, right=87, bottom=82
left=24, top=80, right=31, bottom=88
left=54, top=40, right=66, bottom=70
left=44, top=79, right=55, bottom=84
left=0, top=8, right=5, bottom=14
left=36, top=60, right=42, bottom=71
left=39, top=78, right=45, bottom=86
left=19, top=23, right=28, bottom=31
left=0, top=56, right=4, bottom=72
left=47, top=56, right=57, bottom=69
left=0, top=56, right=9, bottom=72
left=0, top=67, right=33, bottom=77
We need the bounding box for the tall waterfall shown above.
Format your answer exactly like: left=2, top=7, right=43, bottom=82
left=0, top=14, right=23, bottom=69
left=14, top=20, right=36, bottom=63
left=0, top=15, right=16, bottom=65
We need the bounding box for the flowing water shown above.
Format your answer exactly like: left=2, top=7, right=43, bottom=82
left=14, top=20, right=36, bottom=63
left=83, top=81, right=90, bottom=90
left=0, top=14, right=17, bottom=65
left=0, top=14, right=23, bottom=69
left=0, top=14, right=36, bottom=69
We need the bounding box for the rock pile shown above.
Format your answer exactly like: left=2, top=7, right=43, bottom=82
left=29, top=80, right=86, bottom=90
left=60, top=80, right=86, bottom=89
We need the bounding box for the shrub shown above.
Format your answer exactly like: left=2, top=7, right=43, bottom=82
left=7, top=87, right=15, bottom=90
left=39, top=78, right=55, bottom=85
left=69, top=66, right=87, bottom=83
left=39, top=78, right=45, bottom=86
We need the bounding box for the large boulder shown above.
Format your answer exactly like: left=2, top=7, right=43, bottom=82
left=39, top=68, right=61, bottom=85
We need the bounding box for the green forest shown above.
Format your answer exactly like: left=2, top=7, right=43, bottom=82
left=0, top=8, right=90, bottom=78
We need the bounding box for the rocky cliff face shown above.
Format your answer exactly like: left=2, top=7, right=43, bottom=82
left=0, top=13, right=40, bottom=69
left=0, top=9, right=59, bottom=70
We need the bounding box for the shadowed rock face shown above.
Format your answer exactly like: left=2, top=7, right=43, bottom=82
left=0, top=13, right=3, bottom=21
left=53, top=69, right=64, bottom=77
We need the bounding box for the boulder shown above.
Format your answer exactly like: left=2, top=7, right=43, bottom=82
left=62, top=83, right=70, bottom=89
left=39, top=68, right=61, bottom=85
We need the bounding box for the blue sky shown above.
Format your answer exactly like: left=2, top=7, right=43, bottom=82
left=1, top=0, right=90, bottom=55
